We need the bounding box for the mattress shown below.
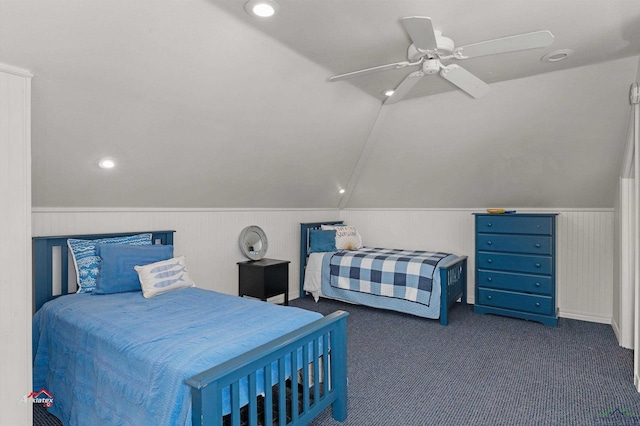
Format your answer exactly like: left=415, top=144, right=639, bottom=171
left=304, top=251, right=458, bottom=319
left=32, top=287, right=323, bottom=426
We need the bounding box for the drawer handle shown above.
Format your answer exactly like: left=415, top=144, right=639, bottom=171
left=486, top=223, right=492, bottom=227
left=535, top=302, right=541, bottom=307
left=487, top=295, right=492, bottom=300
left=534, top=263, right=541, bottom=268
left=534, top=243, right=541, bottom=248
left=487, top=241, right=492, bottom=246
left=486, top=277, right=492, bottom=282
left=487, top=259, right=493, bottom=264
left=535, top=282, right=541, bottom=287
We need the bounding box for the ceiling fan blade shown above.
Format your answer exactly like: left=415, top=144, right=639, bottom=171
left=401, top=16, right=438, bottom=52
left=384, top=71, right=424, bottom=105
left=454, top=30, right=554, bottom=59
left=329, top=60, right=420, bottom=82
left=439, top=64, right=490, bottom=98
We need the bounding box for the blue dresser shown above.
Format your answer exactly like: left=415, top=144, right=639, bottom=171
left=474, top=213, right=558, bottom=326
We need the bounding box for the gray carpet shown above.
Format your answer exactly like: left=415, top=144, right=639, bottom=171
left=35, top=299, right=640, bottom=426
left=290, top=298, right=640, bottom=426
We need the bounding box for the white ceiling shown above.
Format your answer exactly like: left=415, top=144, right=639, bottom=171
left=1, top=0, right=639, bottom=208
left=216, top=0, right=640, bottom=101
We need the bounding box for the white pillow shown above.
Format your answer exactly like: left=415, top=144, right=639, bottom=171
left=321, top=225, right=363, bottom=250
left=134, top=256, right=195, bottom=298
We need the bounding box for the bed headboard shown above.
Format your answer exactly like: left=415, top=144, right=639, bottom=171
left=299, top=221, right=343, bottom=298
left=32, top=230, right=175, bottom=313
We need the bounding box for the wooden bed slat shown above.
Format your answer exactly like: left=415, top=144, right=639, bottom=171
left=264, top=367, right=273, bottom=426
left=248, top=372, right=258, bottom=426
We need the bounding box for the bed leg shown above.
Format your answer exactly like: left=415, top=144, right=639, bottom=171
left=331, top=315, right=348, bottom=422
left=439, top=265, right=450, bottom=326
left=440, top=309, right=449, bottom=326
left=460, top=259, right=468, bottom=306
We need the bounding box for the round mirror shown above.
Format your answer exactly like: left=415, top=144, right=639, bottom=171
left=239, top=225, right=268, bottom=261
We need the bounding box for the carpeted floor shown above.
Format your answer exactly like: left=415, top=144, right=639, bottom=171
left=292, top=298, right=640, bottom=426
left=34, top=299, right=640, bottom=426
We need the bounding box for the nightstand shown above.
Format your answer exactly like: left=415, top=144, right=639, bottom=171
left=238, top=258, right=290, bottom=305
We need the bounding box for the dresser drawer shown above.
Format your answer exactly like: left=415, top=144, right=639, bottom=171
left=477, top=270, right=552, bottom=295
left=477, top=288, right=553, bottom=315
left=477, top=252, right=552, bottom=275
left=476, top=234, right=552, bottom=255
left=476, top=215, right=552, bottom=235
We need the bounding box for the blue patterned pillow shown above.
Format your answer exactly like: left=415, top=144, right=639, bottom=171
left=67, top=233, right=153, bottom=293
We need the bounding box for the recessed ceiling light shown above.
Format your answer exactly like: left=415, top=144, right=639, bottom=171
left=98, top=157, right=116, bottom=169
left=383, top=89, right=395, bottom=97
left=339, top=189, right=346, bottom=194
left=245, top=0, right=280, bottom=18
left=541, top=49, right=574, bottom=63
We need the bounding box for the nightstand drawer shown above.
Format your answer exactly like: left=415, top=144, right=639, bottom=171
left=477, top=252, right=551, bottom=275
left=477, top=270, right=552, bottom=295
left=476, top=234, right=552, bottom=255
left=476, top=215, right=552, bottom=235
left=478, top=288, right=553, bottom=315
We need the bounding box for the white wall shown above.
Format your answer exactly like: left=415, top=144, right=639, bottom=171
left=32, top=209, right=340, bottom=299
left=33, top=207, right=614, bottom=324
left=614, top=178, right=635, bottom=347
left=343, top=208, right=614, bottom=323
left=0, top=64, right=32, bottom=426
left=612, top=63, right=640, bottom=348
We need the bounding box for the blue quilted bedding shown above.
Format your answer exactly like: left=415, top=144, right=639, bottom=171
left=329, top=247, right=450, bottom=306
left=32, top=288, right=323, bottom=426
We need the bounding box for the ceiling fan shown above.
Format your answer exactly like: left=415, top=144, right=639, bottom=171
left=329, top=17, right=554, bottom=104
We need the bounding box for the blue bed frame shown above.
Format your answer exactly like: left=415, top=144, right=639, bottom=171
left=33, top=230, right=349, bottom=426
left=299, top=222, right=468, bottom=326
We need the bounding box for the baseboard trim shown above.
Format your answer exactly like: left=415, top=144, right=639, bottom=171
left=559, top=310, right=611, bottom=324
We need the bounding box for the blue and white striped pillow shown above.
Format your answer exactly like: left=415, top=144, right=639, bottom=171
left=68, top=233, right=153, bottom=293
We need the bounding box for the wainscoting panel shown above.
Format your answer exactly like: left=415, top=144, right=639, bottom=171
left=33, top=207, right=614, bottom=323
left=341, top=209, right=614, bottom=323
left=32, top=209, right=340, bottom=299
left=555, top=211, right=614, bottom=323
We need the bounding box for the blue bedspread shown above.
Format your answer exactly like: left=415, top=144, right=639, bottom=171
left=329, top=247, right=450, bottom=306
left=32, top=288, right=323, bottom=426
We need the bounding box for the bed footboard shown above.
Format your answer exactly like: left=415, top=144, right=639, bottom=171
left=439, top=256, right=468, bottom=326
left=186, top=310, right=349, bottom=426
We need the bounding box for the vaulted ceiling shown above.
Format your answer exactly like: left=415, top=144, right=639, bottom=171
left=1, top=0, right=639, bottom=208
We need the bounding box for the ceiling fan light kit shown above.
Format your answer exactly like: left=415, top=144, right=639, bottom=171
left=422, top=59, right=440, bottom=75
left=329, top=16, right=554, bottom=104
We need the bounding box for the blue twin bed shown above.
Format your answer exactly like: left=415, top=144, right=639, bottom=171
left=32, top=230, right=348, bottom=426
left=299, top=222, right=468, bottom=326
